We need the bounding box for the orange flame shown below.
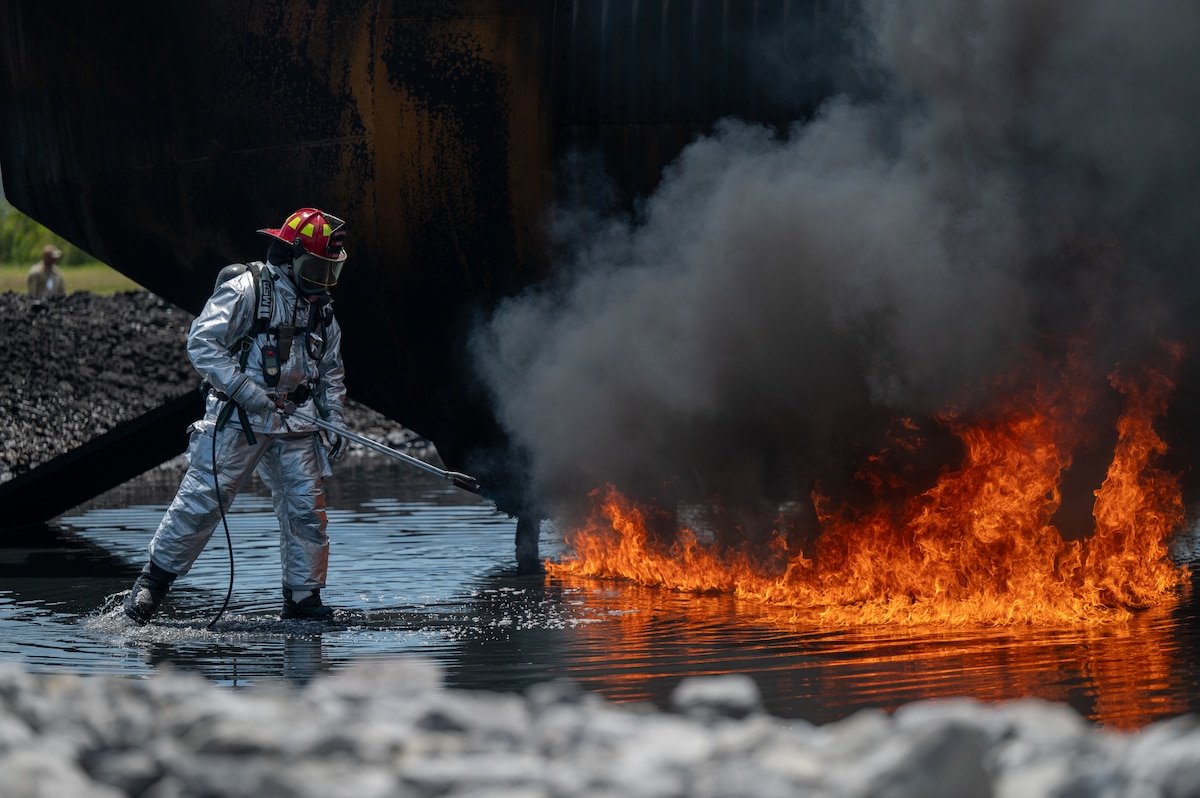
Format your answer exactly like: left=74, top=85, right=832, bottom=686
left=550, top=343, right=1190, bottom=626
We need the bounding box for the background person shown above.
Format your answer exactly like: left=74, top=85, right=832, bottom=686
left=26, top=245, right=65, bottom=297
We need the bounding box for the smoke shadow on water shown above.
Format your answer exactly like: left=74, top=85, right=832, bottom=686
left=1, top=457, right=1198, bottom=729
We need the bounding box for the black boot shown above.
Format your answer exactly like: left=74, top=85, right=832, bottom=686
left=281, top=588, right=335, bottom=620
left=123, top=562, right=177, bottom=624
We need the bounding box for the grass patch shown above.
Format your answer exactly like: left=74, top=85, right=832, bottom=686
left=0, top=262, right=144, bottom=295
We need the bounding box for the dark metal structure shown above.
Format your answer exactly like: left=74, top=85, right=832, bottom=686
left=0, top=1, right=844, bottom=520
left=0, top=393, right=204, bottom=528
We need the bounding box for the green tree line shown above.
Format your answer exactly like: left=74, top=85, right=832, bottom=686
left=0, top=197, right=93, bottom=266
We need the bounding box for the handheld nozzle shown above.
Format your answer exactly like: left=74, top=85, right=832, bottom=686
left=290, top=410, right=485, bottom=496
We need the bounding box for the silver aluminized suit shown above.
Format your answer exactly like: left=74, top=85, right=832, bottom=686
left=145, top=261, right=346, bottom=593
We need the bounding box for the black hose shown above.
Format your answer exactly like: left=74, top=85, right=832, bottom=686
left=207, top=419, right=235, bottom=630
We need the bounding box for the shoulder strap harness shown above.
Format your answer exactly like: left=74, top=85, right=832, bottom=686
left=213, top=262, right=274, bottom=444
left=211, top=263, right=336, bottom=443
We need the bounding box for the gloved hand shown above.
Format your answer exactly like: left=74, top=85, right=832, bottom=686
left=229, top=378, right=278, bottom=416
left=327, top=432, right=348, bottom=462
left=268, top=393, right=297, bottom=417
left=326, top=415, right=348, bottom=462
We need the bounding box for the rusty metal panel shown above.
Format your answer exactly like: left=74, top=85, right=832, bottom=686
left=0, top=0, right=834, bottom=512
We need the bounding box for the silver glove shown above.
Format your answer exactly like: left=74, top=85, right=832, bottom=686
left=326, top=431, right=348, bottom=462
left=229, top=378, right=277, bottom=416
left=325, top=415, right=348, bottom=462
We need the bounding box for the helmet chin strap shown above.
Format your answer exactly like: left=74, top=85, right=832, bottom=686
left=287, top=238, right=306, bottom=288
left=284, top=267, right=325, bottom=296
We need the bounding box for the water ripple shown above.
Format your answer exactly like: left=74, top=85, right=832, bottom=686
left=1, top=458, right=1195, bottom=728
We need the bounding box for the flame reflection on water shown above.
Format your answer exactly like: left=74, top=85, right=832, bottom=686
left=529, top=575, right=1195, bottom=729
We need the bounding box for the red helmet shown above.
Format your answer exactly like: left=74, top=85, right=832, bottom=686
left=258, top=208, right=347, bottom=261
left=258, top=208, right=348, bottom=290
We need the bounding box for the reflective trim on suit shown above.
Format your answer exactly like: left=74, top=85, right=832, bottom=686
left=147, top=417, right=333, bottom=591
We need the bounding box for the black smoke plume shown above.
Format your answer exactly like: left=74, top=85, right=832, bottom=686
left=473, top=0, right=1200, bottom=542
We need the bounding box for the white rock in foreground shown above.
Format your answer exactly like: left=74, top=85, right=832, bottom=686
left=0, top=660, right=1198, bottom=798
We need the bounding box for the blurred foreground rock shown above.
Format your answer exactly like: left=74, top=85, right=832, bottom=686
left=1, top=660, right=1198, bottom=798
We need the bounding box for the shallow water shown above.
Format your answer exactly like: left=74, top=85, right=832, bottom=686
left=2, top=457, right=1198, bottom=729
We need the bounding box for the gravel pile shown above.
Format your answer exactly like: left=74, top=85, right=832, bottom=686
left=0, top=292, right=195, bottom=480
left=1, top=659, right=1198, bottom=798
left=0, top=291, right=421, bottom=484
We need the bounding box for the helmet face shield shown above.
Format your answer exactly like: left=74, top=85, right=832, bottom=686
left=293, top=252, right=345, bottom=291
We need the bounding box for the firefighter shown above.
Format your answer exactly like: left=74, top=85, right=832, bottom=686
left=124, top=208, right=350, bottom=624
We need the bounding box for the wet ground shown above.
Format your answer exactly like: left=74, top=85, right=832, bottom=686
left=2, top=456, right=1199, bottom=730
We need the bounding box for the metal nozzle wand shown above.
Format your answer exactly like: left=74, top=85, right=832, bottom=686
left=289, top=410, right=483, bottom=495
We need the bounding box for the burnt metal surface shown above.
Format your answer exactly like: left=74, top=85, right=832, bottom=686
left=0, top=0, right=838, bottom=515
